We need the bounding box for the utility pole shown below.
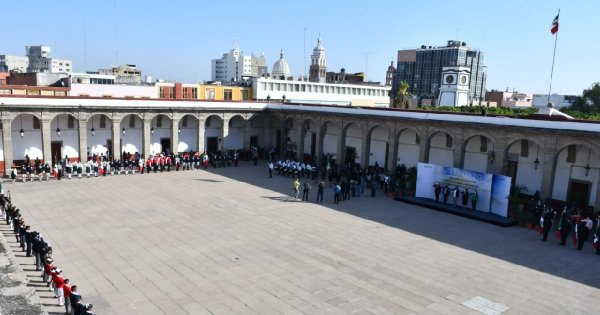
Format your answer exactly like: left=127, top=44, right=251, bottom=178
left=303, top=27, right=309, bottom=78
left=361, top=52, right=372, bottom=82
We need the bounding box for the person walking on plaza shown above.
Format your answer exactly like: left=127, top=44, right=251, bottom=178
left=268, top=161, right=273, bottom=178
left=302, top=181, right=311, bottom=201
left=593, top=214, right=600, bottom=255
left=293, top=178, right=300, bottom=199
left=541, top=209, right=554, bottom=241
left=470, top=190, right=479, bottom=211
left=334, top=183, right=341, bottom=204
left=63, top=279, right=72, bottom=314
left=316, top=181, right=324, bottom=203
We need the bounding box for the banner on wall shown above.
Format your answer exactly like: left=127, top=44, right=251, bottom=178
left=415, top=163, right=511, bottom=217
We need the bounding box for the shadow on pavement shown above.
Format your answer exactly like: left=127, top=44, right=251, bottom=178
left=202, top=162, right=600, bottom=289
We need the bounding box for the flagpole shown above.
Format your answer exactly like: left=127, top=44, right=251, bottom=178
left=547, top=9, right=560, bottom=106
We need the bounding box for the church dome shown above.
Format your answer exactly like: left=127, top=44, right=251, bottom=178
left=313, top=36, right=325, bottom=54
left=272, top=50, right=291, bottom=78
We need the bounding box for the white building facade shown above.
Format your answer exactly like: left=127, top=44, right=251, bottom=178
left=211, top=47, right=254, bottom=83
left=1, top=45, right=72, bottom=74
left=252, top=77, right=391, bottom=107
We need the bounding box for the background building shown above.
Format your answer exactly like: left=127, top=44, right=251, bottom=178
left=98, top=64, right=142, bottom=84
left=0, top=45, right=72, bottom=74
left=271, top=50, right=292, bottom=79
left=211, top=46, right=266, bottom=83
left=532, top=94, right=577, bottom=108
left=309, top=37, right=327, bottom=83
left=485, top=89, right=533, bottom=107
left=392, top=40, right=486, bottom=104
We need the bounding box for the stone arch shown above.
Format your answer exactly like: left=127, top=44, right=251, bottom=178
left=149, top=113, right=173, bottom=155
left=552, top=143, right=600, bottom=207
left=395, top=127, right=421, bottom=168
left=120, top=114, right=144, bottom=156
left=204, top=114, right=223, bottom=154
left=319, top=120, right=340, bottom=164
left=340, top=122, right=363, bottom=165
left=505, top=138, right=545, bottom=195
left=462, top=134, right=495, bottom=173
left=300, top=118, right=317, bottom=160
left=427, top=130, right=454, bottom=167
left=11, top=113, right=43, bottom=163
left=50, top=113, right=80, bottom=161
left=226, top=115, right=246, bottom=150
left=366, top=124, right=390, bottom=167
left=178, top=114, right=199, bottom=153
left=86, top=113, right=113, bottom=157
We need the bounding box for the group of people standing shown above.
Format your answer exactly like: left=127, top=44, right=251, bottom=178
left=274, top=158, right=393, bottom=204
left=539, top=204, right=600, bottom=254
left=1, top=193, right=94, bottom=314
left=433, top=182, right=479, bottom=211
left=11, top=151, right=217, bottom=183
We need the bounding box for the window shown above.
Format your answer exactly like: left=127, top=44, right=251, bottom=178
left=129, top=115, right=136, bottom=128
left=224, top=89, right=233, bottom=100
left=156, top=116, right=163, bottom=128
left=33, top=117, right=41, bottom=129
left=169, top=88, right=174, bottom=99
left=67, top=115, right=75, bottom=129
left=445, top=134, right=453, bottom=148
left=191, top=88, right=198, bottom=99
left=566, top=145, right=576, bottom=163
left=182, top=116, right=188, bottom=128
left=100, top=115, right=107, bottom=128
left=206, top=88, right=215, bottom=100
left=479, top=136, right=488, bottom=152
left=241, top=90, right=249, bottom=100
left=520, top=140, right=529, bottom=157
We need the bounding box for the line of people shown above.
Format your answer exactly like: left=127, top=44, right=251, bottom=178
left=1, top=193, right=95, bottom=315
left=539, top=205, right=600, bottom=254
left=433, top=182, right=480, bottom=211
left=272, top=158, right=394, bottom=203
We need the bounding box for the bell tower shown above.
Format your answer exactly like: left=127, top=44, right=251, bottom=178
left=309, top=36, right=327, bottom=83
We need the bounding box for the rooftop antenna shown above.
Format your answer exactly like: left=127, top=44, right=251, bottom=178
left=83, top=18, right=88, bottom=71
left=303, top=27, right=309, bottom=78
left=114, top=0, right=119, bottom=65
left=361, top=52, right=372, bottom=81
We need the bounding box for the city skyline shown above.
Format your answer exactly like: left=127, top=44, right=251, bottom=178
left=3, top=0, right=598, bottom=95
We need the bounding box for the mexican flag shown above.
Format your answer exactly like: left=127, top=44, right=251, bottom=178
left=551, top=13, right=559, bottom=35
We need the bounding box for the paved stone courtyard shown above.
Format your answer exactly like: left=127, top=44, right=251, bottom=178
left=2, top=163, right=600, bottom=314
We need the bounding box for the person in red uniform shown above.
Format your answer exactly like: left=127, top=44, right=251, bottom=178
left=53, top=269, right=65, bottom=305
left=63, top=279, right=72, bottom=314
left=43, top=258, right=54, bottom=288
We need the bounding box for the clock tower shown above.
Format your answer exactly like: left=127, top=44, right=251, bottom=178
left=437, top=66, right=471, bottom=106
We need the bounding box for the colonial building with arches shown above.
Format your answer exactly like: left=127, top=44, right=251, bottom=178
left=1, top=96, right=600, bottom=210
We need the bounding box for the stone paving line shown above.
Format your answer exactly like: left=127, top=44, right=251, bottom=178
left=1, top=162, right=599, bottom=314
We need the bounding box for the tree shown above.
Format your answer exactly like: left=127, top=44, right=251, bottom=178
left=393, top=81, right=411, bottom=109
left=570, top=82, right=600, bottom=112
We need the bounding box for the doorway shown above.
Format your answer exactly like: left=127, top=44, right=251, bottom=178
left=310, top=132, right=316, bottom=157
left=345, top=146, right=356, bottom=164
left=250, top=135, right=258, bottom=148
left=206, top=137, right=218, bottom=154
left=51, top=141, right=62, bottom=165
left=567, top=180, right=590, bottom=207
left=160, top=138, right=171, bottom=155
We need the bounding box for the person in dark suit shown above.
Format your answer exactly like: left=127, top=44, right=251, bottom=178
left=433, top=182, right=442, bottom=202
left=558, top=211, right=571, bottom=246
left=443, top=186, right=451, bottom=205
left=541, top=210, right=554, bottom=241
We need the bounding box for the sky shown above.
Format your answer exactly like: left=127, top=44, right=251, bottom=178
left=3, top=0, right=599, bottom=95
